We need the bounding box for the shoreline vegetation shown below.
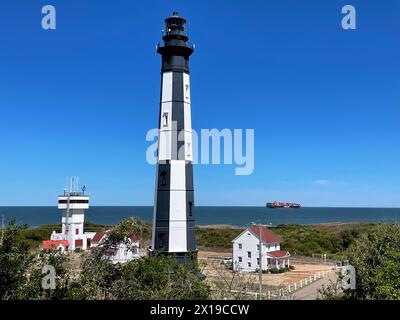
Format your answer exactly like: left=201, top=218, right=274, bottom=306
left=1, top=217, right=399, bottom=300
left=17, top=219, right=393, bottom=258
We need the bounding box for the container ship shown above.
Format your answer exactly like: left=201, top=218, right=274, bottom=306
left=266, top=201, right=301, bottom=208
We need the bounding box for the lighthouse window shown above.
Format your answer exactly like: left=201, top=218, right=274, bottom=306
left=158, top=233, right=165, bottom=248
left=160, top=171, right=167, bottom=186
left=188, top=201, right=193, bottom=216
left=75, top=228, right=79, bottom=235
left=185, top=84, right=189, bottom=98
left=162, top=112, right=169, bottom=127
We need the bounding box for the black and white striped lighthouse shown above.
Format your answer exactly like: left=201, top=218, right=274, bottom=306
left=150, top=12, right=197, bottom=263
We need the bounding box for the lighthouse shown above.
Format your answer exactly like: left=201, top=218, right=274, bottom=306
left=150, top=12, right=197, bottom=263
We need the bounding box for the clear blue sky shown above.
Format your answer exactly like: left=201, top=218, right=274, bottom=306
left=0, top=1, right=399, bottom=207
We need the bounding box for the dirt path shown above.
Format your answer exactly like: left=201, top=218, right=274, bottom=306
left=292, top=271, right=338, bottom=300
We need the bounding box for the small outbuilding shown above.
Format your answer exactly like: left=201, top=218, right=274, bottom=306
left=41, top=240, right=70, bottom=255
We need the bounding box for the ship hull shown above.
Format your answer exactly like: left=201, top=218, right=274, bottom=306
left=266, top=202, right=301, bottom=209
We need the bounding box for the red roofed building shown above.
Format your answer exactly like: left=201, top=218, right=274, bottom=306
left=232, top=224, right=290, bottom=272
left=90, top=230, right=141, bottom=264
left=91, top=230, right=109, bottom=245
left=41, top=240, right=70, bottom=254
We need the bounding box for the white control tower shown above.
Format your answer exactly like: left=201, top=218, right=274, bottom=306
left=51, top=177, right=95, bottom=251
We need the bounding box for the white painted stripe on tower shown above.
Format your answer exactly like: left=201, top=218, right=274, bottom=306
left=168, top=221, right=187, bottom=252
left=183, top=103, right=192, bottom=131
left=169, top=190, right=187, bottom=220
left=162, top=72, right=173, bottom=102
left=170, top=160, right=186, bottom=190
left=169, top=189, right=187, bottom=252
left=158, top=130, right=172, bottom=160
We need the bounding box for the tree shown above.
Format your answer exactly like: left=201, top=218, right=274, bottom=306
left=347, top=224, right=400, bottom=300
left=0, top=219, right=33, bottom=299
left=68, top=218, right=210, bottom=300
left=319, top=224, right=400, bottom=300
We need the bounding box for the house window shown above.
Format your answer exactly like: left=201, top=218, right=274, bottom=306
left=275, top=244, right=277, bottom=249
left=257, top=258, right=260, bottom=265
left=238, top=243, right=242, bottom=249
left=268, top=245, right=270, bottom=250
left=257, top=244, right=260, bottom=250
left=238, top=257, right=242, bottom=263
left=247, top=251, right=251, bottom=258
left=248, top=262, right=251, bottom=267
left=75, top=228, right=79, bottom=235
left=247, top=233, right=251, bottom=236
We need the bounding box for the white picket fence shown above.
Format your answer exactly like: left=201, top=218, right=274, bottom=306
left=266, top=267, right=336, bottom=299
left=227, top=267, right=337, bottom=300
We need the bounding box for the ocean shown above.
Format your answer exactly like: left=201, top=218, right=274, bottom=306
left=0, top=206, right=399, bottom=227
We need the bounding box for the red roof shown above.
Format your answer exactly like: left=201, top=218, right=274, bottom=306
left=130, top=234, right=140, bottom=242
left=92, top=230, right=139, bottom=244
left=42, top=240, right=69, bottom=250
left=92, top=230, right=109, bottom=243
left=249, top=225, right=282, bottom=244
left=267, top=250, right=290, bottom=258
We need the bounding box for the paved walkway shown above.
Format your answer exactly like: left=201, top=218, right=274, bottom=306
left=292, top=271, right=338, bottom=300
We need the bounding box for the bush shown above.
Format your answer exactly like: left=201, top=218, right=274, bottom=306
left=347, top=224, right=400, bottom=300
left=269, top=267, right=289, bottom=274
left=319, top=224, right=400, bottom=300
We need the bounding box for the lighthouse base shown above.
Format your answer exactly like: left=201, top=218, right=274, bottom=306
left=148, top=247, right=198, bottom=265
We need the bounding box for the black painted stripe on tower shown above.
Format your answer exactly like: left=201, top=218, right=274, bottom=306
left=171, top=72, right=185, bottom=160
left=154, top=162, right=171, bottom=252
left=185, top=161, right=195, bottom=251
left=185, top=162, right=194, bottom=191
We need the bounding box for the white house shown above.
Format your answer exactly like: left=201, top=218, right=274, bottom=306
left=232, top=224, right=290, bottom=272
left=91, top=230, right=140, bottom=264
